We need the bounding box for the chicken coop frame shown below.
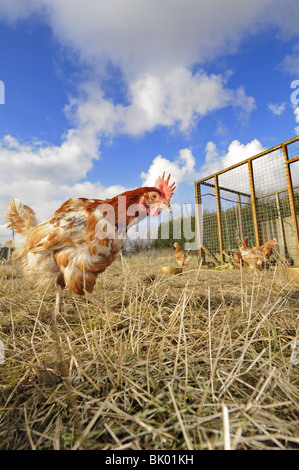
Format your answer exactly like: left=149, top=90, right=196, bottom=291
left=194, top=136, right=299, bottom=266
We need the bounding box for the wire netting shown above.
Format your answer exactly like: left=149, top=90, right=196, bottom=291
left=196, top=137, right=299, bottom=266
left=198, top=178, right=220, bottom=261
left=218, top=163, right=253, bottom=253
left=287, top=139, right=299, bottom=160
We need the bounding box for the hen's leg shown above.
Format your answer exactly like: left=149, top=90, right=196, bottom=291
left=54, top=284, right=63, bottom=315
left=84, top=289, right=116, bottom=314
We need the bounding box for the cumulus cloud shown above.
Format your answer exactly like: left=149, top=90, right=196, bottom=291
left=0, top=176, right=127, bottom=242
left=141, top=148, right=197, bottom=188
left=200, top=139, right=265, bottom=177
left=0, top=129, right=99, bottom=186
left=268, top=0, right=299, bottom=40
left=198, top=138, right=297, bottom=199
left=0, top=0, right=43, bottom=23
left=10, top=0, right=274, bottom=78
left=0, top=0, right=298, bottom=241
left=0, top=1, right=293, bottom=141
left=0, top=1, right=286, bottom=145
left=1, top=1, right=298, bottom=75
left=68, top=70, right=256, bottom=138
left=267, top=102, right=287, bottom=116
left=140, top=138, right=266, bottom=194
left=0, top=130, right=126, bottom=242
left=281, top=45, right=299, bottom=76
left=126, top=71, right=256, bottom=134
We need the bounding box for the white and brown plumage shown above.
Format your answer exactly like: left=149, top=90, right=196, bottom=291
left=173, top=242, right=190, bottom=268
left=240, top=237, right=278, bottom=270
left=234, top=236, right=278, bottom=270
left=4, top=173, right=175, bottom=314
left=233, top=237, right=249, bottom=268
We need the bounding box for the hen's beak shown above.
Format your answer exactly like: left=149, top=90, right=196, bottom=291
left=159, top=201, right=172, bottom=213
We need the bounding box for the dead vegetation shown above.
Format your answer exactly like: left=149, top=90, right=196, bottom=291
left=0, top=253, right=298, bottom=450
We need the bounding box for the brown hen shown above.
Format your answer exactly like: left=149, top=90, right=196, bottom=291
left=239, top=237, right=278, bottom=270
left=4, top=173, right=175, bottom=313
left=173, top=242, right=190, bottom=268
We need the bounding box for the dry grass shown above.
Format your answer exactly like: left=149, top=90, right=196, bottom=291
left=0, top=252, right=298, bottom=450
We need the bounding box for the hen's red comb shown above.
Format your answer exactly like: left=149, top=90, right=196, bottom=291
left=155, top=172, right=176, bottom=201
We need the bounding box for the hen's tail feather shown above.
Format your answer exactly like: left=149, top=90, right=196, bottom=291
left=241, top=236, right=249, bottom=249
left=4, top=198, right=37, bottom=259
left=4, top=198, right=37, bottom=236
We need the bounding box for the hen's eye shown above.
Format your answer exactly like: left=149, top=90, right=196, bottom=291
left=152, top=193, right=157, bottom=199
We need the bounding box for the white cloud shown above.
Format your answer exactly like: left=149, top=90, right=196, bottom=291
left=140, top=139, right=265, bottom=188
left=67, top=70, right=256, bottom=139
left=0, top=130, right=127, bottom=242
left=125, top=70, right=255, bottom=134
left=267, top=102, right=287, bottom=116
left=268, top=0, right=299, bottom=41
left=0, top=129, right=99, bottom=186
left=33, top=0, right=276, bottom=79
left=281, top=45, right=299, bottom=76
left=0, top=1, right=284, bottom=150
left=1, top=0, right=299, bottom=243
left=0, top=0, right=43, bottom=23
left=1, top=0, right=298, bottom=76
left=0, top=177, right=127, bottom=243
left=198, top=138, right=299, bottom=198
left=138, top=138, right=267, bottom=209
left=200, top=139, right=265, bottom=177
left=0, top=0, right=295, bottom=139
left=141, top=148, right=197, bottom=189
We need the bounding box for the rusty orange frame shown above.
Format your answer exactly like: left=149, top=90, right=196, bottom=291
left=194, top=136, right=299, bottom=264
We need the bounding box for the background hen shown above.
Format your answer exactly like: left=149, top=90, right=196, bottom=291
left=173, top=242, right=190, bottom=268
left=233, top=236, right=249, bottom=268
left=240, top=237, right=278, bottom=270
left=4, top=173, right=175, bottom=314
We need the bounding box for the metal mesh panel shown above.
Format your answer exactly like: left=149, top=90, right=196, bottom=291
left=219, top=191, right=240, bottom=251
left=252, top=148, right=286, bottom=197
left=290, top=159, right=299, bottom=188
left=199, top=178, right=221, bottom=262
left=287, top=160, right=299, bottom=264
left=218, top=164, right=253, bottom=252
left=195, top=137, right=299, bottom=266
left=276, top=190, right=295, bottom=262
left=287, top=140, right=299, bottom=160
left=217, top=163, right=251, bottom=196
left=256, top=194, right=280, bottom=244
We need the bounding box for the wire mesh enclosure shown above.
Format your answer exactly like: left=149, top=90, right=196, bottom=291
left=195, top=136, right=299, bottom=266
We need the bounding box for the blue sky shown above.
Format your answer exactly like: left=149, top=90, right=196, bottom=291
left=0, top=0, right=299, bottom=241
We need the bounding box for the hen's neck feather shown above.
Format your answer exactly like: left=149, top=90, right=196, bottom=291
left=83, top=187, right=159, bottom=229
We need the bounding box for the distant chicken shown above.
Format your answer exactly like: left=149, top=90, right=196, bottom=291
left=173, top=242, right=190, bottom=268
left=4, top=173, right=175, bottom=314
left=233, top=237, right=249, bottom=267
left=239, top=237, right=278, bottom=270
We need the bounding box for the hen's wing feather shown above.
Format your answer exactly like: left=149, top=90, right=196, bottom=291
left=25, top=198, right=103, bottom=253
